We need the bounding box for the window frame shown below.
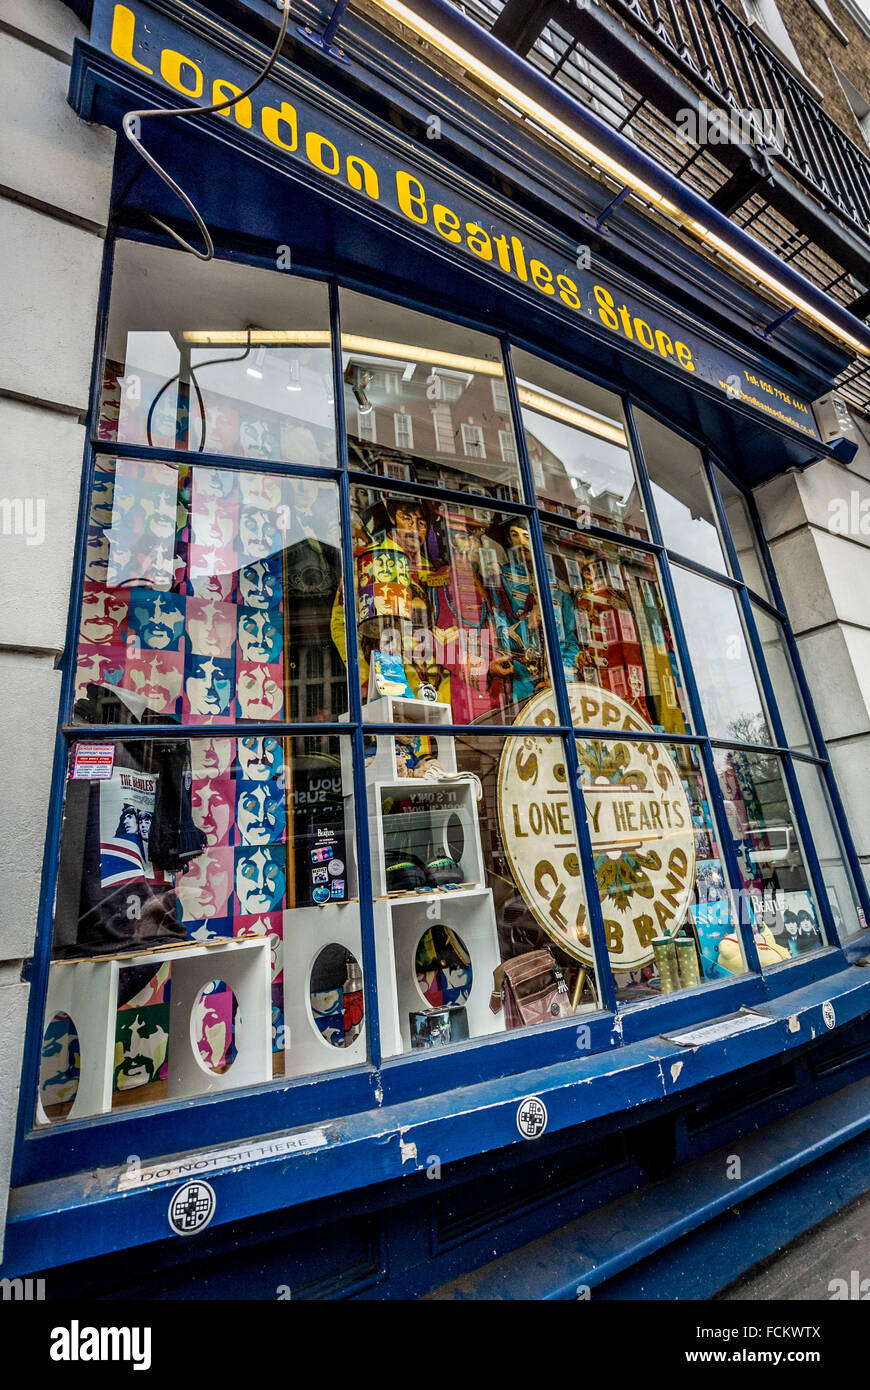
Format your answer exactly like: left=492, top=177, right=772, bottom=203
left=15, top=229, right=870, bottom=1186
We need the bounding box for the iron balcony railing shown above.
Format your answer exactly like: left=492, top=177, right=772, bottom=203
left=600, top=0, right=870, bottom=236
left=464, top=0, right=870, bottom=405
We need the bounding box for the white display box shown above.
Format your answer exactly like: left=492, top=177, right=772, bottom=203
left=341, top=696, right=456, bottom=788
left=374, top=886, right=505, bottom=1058
left=37, top=937, right=271, bottom=1122
left=369, top=777, right=484, bottom=898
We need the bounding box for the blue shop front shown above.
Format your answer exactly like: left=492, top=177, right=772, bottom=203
left=8, top=0, right=870, bottom=1299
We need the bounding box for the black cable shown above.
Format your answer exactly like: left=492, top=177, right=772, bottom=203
left=145, top=333, right=255, bottom=450
left=122, top=0, right=291, bottom=260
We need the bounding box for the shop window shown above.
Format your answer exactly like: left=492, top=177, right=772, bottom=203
left=633, top=412, right=727, bottom=573
left=34, top=235, right=866, bottom=1150
left=349, top=485, right=552, bottom=722
left=340, top=289, right=520, bottom=500
left=365, top=731, right=597, bottom=1055
left=541, top=525, right=693, bottom=735
left=573, top=737, right=743, bottom=998
left=460, top=685, right=740, bottom=1005
left=38, top=733, right=362, bottom=1123
left=750, top=603, right=816, bottom=755
left=791, top=761, right=865, bottom=938
left=712, top=748, right=827, bottom=961
left=670, top=566, right=771, bottom=743
left=74, top=459, right=346, bottom=727
left=510, top=347, right=646, bottom=535
left=98, top=242, right=336, bottom=465
left=714, top=466, right=773, bottom=600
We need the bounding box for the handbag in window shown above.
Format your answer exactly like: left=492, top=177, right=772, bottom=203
left=490, top=948, right=572, bottom=1029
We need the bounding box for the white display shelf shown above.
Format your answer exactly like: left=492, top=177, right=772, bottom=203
left=374, top=886, right=505, bottom=1058
left=38, top=937, right=271, bottom=1123
left=341, top=695, right=457, bottom=787
left=369, top=777, right=484, bottom=898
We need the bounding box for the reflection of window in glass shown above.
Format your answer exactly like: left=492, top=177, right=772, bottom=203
left=634, top=411, right=726, bottom=571
left=340, top=289, right=518, bottom=500
left=351, top=487, right=552, bottom=724
left=432, top=404, right=454, bottom=453
left=99, top=240, right=336, bottom=466
left=39, top=733, right=361, bottom=1123
left=461, top=423, right=485, bottom=458
left=714, top=747, right=826, bottom=961
left=542, top=526, right=693, bottom=734
left=394, top=412, right=414, bottom=450
left=671, top=567, right=771, bottom=743
left=511, top=347, right=646, bottom=535
left=73, top=459, right=345, bottom=728
left=792, top=760, right=864, bottom=937
left=358, top=409, right=376, bottom=444
left=499, top=429, right=518, bottom=465
left=714, top=467, right=772, bottom=599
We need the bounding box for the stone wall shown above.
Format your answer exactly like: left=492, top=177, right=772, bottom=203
left=0, top=0, right=114, bottom=1257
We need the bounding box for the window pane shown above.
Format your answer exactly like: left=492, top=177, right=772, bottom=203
left=367, top=731, right=597, bottom=1057
left=542, top=525, right=693, bottom=733
left=340, top=290, right=519, bottom=501
left=348, top=486, right=552, bottom=722
left=751, top=604, right=816, bottom=754
left=38, top=734, right=364, bottom=1123
left=671, top=567, right=772, bottom=743
left=574, top=737, right=743, bottom=998
left=99, top=242, right=336, bottom=464
left=634, top=411, right=727, bottom=572
left=792, top=761, right=865, bottom=938
left=74, top=458, right=345, bottom=725
left=511, top=348, right=647, bottom=535
left=713, top=748, right=828, bottom=962
left=715, top=467, right=773, bottom=600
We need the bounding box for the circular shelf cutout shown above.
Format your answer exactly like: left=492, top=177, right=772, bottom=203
left=309, top=945, right=364, bottom=1049
left=415, top=923, right=472, bottom=1008
left=39, top=1012, right=80, bottom=1120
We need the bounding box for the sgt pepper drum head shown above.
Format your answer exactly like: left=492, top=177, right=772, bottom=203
left=497, top=682, right=696, bottom=971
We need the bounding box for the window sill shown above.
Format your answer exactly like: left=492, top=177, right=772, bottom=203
left=6, top=957, right=870, bottom=1278
left=807, top=0, right=850, bottom=46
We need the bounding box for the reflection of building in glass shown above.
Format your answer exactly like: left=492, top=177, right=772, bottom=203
left=343, top=350, right=519, bottom=499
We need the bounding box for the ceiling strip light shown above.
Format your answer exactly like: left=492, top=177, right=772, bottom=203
left=182, top=331, right=625, bottom=441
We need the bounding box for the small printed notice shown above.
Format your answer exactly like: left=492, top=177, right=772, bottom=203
left=71, top=743, right=115, bottom=780
left=664, top=1011, right=771, bottom=1048
left=118, top=1129, right=329, bottom=1189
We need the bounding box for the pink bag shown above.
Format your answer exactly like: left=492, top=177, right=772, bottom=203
left=490, top=949, right=572, bottom=1028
